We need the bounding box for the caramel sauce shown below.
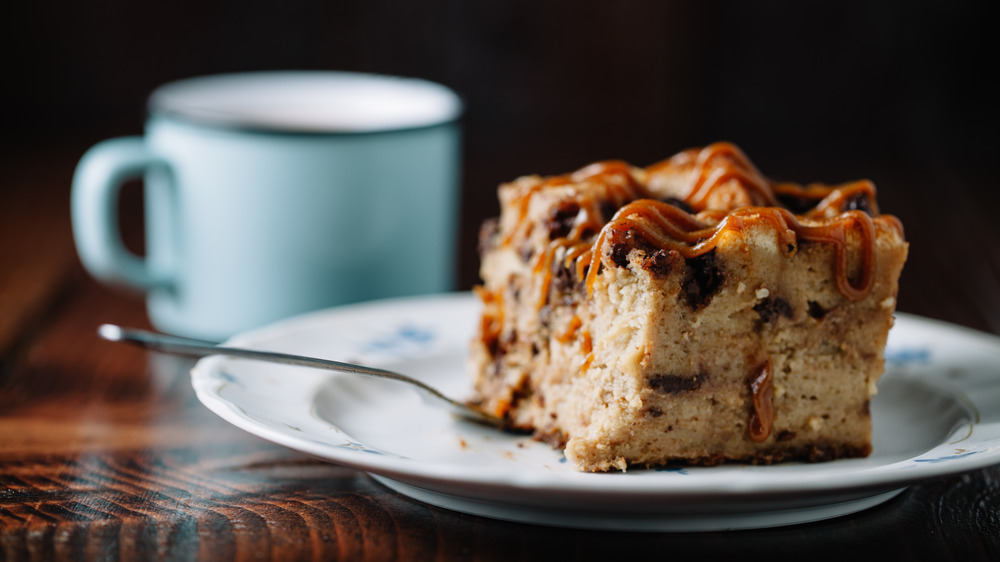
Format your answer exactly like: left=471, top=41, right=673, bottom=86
left=556, top=314, right=582, bottom=343
left=499, top=144, right=903, bottom=312
left=503, top=160, right=645, bottom=246
left=748, top=360, right=775, bottom=442
left=774, top=179, right=881, bottom=218
left=647, top=142, right=778, bottom=208
left=584, top=201, right=897, bottom=301
left=532, top=237, right=591, bottom=309
left=524, top=162, right=648, bottom=307
left=533, top=239, right=569, bottom=309
left=494, top=398, right=513, bottom=419
left=474, top=286, right=503, bottom=353
left=580, top=331, right=594, bottom=371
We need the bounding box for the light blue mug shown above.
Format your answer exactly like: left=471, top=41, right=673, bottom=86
left=72, top=71, right=462, bottom=341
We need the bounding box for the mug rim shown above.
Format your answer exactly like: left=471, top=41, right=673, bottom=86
left=147, top=111, right=462, bottom=138
left=148, top=70, right=464, bottom=135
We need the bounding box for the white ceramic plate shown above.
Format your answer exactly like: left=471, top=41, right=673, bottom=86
left=190, top=293, right=1000, bottom=531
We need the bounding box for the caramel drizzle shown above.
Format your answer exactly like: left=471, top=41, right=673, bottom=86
left=512, top=146, right=897, bottom=311
left=774, top=179, right=881, bottom=219
left=527, top=162, right=645, bottom=308
left=504, top=161, right=647, bottom=247
left=580, top=331, right=594, bottom=372
left=584, top=200, right=893, bottom=301
left=533, top=238, right=590, bottom=309
left=748, top=360, right=775, bottom=442
left=647, top=142, right=779, bottom=208
left=556, top=314, right=582, bottom=343
left=648, top=142, right=887, bottom=219
left=509, top=143, right=885, bottom=252
left=474, top=285, right=503, bottom=352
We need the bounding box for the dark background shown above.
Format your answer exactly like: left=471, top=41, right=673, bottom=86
left=3, top=0, right=997, bottom=330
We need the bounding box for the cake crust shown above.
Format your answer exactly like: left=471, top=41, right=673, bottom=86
left=470, top=142, right=908, bottom=472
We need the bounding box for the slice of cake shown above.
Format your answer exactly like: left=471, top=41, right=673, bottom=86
left=469, top=142, right=908, bottom=472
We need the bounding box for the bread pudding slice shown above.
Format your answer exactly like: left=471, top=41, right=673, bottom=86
left=470, top=142, right=908, bottom=472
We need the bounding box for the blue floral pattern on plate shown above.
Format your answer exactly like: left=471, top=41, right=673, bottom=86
left=359, top=324, right=436, bottom=358
left=885, top=347, right=932, bottom=365
left=190, top=298, right=1000, bottom=531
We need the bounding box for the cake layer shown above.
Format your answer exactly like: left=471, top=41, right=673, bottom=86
left=470, top=142, right=908, bottom=472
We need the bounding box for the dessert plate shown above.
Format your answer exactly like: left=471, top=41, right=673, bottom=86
left=190, top=293, right=1000, bottom=531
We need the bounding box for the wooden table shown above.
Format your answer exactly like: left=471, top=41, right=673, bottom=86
left=2, top=144, right=999, bottom=561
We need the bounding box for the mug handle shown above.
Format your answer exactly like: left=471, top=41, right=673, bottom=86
left=71, top=137, right=172, bottom=291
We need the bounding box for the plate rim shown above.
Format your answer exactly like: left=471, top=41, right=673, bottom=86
left=190, top=292, right=1000, bottom=502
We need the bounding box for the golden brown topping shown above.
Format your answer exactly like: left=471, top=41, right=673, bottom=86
left=585, top=201, right=897, bottom=301
left=646, top=142, right=778, bottom=210
left=503, top=160, right=645, bottom=246
left=498, top=143, right=905, bottom=309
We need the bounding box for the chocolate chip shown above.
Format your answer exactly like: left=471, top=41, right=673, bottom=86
left=648, top=373, right=706, bottom=394
left=754, top=296, right=793, bottom=323
left=843, top=192, right=874, bottom=215
left=550, top=251, right=584, bottom=298
left=496, top=329, right=517, bottom=357
left=489, top=330, right=517, bottom=374
left=681, top=250, right=724, bottom=309
left=645, top=407, right=664, bottom=418
left=610, top=238, right=632, bottom=268
left=508, top=374, right=532, bottom=411
left=608, top=227, right=656, bottom=268
left=486, top=335, right=499, bottom=360
left=807, top=300, right=827, bottom=319
left=546, top=202, right=580, bottom=240
left=642, top=249, right=678, bottom=278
